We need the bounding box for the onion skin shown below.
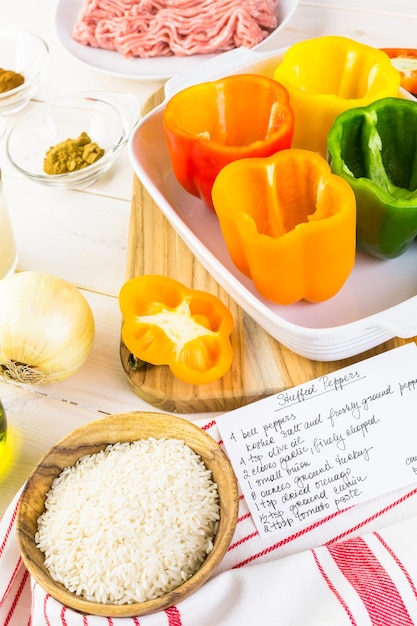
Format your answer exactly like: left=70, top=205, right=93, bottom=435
left=0, top=271, right=95, bottom=384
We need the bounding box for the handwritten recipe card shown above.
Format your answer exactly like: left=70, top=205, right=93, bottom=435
left=216, top=343, right=417, bottom=539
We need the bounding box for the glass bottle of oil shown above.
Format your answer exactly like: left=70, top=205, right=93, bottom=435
left=0, top=169, right=18, bottom=279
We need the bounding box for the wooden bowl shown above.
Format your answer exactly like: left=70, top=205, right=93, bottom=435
left=16, top=411, right=239, bottom=617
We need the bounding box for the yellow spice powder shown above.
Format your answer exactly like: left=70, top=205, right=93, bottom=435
left=0, top=68, right=25, bottom=93
left=43, top=132, right=105, bottom=175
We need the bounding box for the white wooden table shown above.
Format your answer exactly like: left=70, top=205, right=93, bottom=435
left=1, top=0, right=417, bottom=515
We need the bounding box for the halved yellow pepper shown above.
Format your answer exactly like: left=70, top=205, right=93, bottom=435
left=211, top=149, right=356, bottom=305
left=273, top=36, right=401, bottom=156
left=119, top=275, right=233, bottom=385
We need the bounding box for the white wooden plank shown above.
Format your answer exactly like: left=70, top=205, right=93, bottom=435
left=3, top=178, right=131, bottom=296
left=303, top=0, right=417, bottom=15
left=275, top=4, right=417, bottom=49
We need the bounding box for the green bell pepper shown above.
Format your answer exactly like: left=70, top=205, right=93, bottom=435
left=327, top=97, right=417, bottom=259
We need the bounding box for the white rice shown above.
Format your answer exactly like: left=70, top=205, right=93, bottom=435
left=35, top=438, right=220, bottom=605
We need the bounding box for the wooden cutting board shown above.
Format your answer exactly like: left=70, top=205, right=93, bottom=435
left=120, top=88, right=415, bottom=414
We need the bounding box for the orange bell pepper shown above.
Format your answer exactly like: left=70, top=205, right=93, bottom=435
left=273, top=36, right=401, bottom=156
left=163, top=74, right=294, bottom=211
left=119, top=275, right=233, bottom=385
left=380, top=48, right=417, bottom=95
left=211, top=149, right=356, bottom=305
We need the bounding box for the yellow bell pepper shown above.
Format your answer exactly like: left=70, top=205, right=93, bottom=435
left=119, top=275, right=234, bottom=385
left=211, top=149, right=356, bottom=305
left=273, top=36, right=401, bottom=157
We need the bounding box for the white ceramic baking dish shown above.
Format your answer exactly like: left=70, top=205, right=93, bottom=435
left=129, top=47, right=417, bottom=361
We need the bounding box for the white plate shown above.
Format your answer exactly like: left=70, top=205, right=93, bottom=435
left=129, top=47, right=417, bottom=361
left=54, top=0, right=299, bottom=81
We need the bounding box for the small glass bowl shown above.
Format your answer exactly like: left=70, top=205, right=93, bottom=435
left=0, top=27, right=49, bottom=115
left=6, top=92, right=140, bottom=189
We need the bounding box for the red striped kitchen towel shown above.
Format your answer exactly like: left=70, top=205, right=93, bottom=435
left=2, top=417, right=417, bottom=626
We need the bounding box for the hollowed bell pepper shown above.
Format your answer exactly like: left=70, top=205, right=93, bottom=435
left=211, top=149, right=356, bottom=305
left=327, top=97, right=417, bottom=259
left=119, top=275, right=233, bottom=385
left=163, top=74, right=294, bottom=211
left=273, top=36, right=401, bottom=157
left=380, top=48, right=417, bottom=95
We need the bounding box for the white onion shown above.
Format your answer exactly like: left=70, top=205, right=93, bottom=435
left=0, top=271, right=95, bottom=384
